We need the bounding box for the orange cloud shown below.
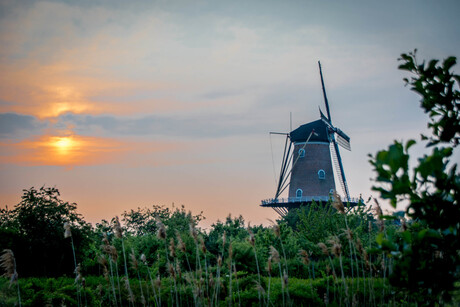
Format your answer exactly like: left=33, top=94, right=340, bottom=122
left=0, top=134, right=125, bottom=167
left=0, top=133, right=186, bottom=168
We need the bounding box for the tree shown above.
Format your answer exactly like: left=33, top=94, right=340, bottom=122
left=369, top=50, right=459, bottom=304
left=0, top=187, right=92, bottom=277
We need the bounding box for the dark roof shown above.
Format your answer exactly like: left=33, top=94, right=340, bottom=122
left=289, top=119, right=330, bottom=143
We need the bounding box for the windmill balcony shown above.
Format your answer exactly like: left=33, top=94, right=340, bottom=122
left=260, top=195, right=361, bottom=206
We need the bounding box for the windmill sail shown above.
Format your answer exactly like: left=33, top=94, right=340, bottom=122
left=335, top=129, right=351, bottom=151
left=318, top=60, right=351, bottom=201
left=331, top=139, right=350, bottom=201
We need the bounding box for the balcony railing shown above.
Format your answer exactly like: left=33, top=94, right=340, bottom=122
left=261, top=195, right=361, bottom=206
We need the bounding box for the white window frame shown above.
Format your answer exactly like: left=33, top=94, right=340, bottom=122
left=296, top=189, right=303, bottom=198
left=318, top=169, right=326, bottom=180
left=298, top=148, right=305, bottom=158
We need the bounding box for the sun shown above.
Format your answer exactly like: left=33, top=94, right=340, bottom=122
left=53, top=136, right=74, bottom=153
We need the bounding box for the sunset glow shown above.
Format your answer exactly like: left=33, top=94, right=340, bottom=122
left=0, top=0, right=459, bottom=227
left=53, top=136, right=74, bottom=153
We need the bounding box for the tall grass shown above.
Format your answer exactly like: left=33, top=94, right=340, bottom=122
left=0, top=202, right=426, bottom=307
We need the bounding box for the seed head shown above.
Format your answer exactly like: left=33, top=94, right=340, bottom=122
left=169, top=238, right=176, bottom=258
left=102, top=233, right=110, bottom=245
left=176, top=232, right=186, bottom=252
left=332, top=243, right=342, bottom=257
left=200, top=237, right=207, bottom=254
left=113, top=216, right=123, bottom=239
left=317, top=243, right=329, bottom=256
left=282, top=270, right=289, bottom=287
left=344, top=228, right=353, bottom=241
left=355, top=238, right=365, bottom=256
left=217, top=255, right=222, bottom=268
left=269, top=246, right=280, bottom=263
left=373, top=199, right=383, bottom=218
left=401, top=218, right=407, bottom=231
left=332, top=192, right=345, bottom=214
left=140, top=253, right=147, bottom=265
left=299, top=249, right=310, bottom=266
left=272, top=224, right=280, bottom=238
left=64, top=222, right=72, bottom=238
left=267, top=256, right=273, bottom=274
left=248, top=227, right=255, bottom=247
left=222, top=231, right=227, bottom=247
left=130, top=248, right=138, bottom=271
left=156, top=220, right=166, bottom=240
left=176, top=262, right=182, bottom=279
left=168, top=262, right=176, bottom=279
left=189, top=224, right=198, bottom=242
left=255, top=281, right=266, bottom=295
left=0, top=249, right=18, bottom=287
left=154, top=275, right=161, bottom=289
left=98, top=255, right=108, bottom=267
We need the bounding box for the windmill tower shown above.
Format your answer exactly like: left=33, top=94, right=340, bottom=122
left=261, top=62, right=359, bottom=216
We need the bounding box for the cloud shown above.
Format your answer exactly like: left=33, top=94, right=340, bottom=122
left=0, top=113, right=47, bottom=139
left=55, top=112, right=267, bottom=139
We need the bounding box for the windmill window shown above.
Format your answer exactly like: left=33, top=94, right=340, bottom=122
left=298, top=148, right=305, bottom=158
left=296, top=189, right=303, bottom=198
left=318, top=169, right=326, bottom=180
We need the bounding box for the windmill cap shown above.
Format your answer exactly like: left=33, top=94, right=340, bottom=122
left=289, top=119, right=329, bottom=143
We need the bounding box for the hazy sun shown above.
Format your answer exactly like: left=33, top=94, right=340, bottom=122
left=53, top=136, right=74, bottom=153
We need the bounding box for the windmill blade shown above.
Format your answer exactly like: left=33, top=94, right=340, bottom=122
left=318, top=61, right=332, bottom=122
left=334, top=129, right=351, bottom=151
left=319, top=108, right=331, bottom=125
left=330, top=138, right=351, bottom=201
left=274, top=135, right=293, bottom=199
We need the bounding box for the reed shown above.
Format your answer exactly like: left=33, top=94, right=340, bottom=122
left=64, top=222, right=81, bottom=307
left=270, top=245, right=284, bottom=307
left=114, top=216, right=134, bottom=306
left=248, top=224, right=263, bottom=305
left=0, top=249, right=21, bottom=307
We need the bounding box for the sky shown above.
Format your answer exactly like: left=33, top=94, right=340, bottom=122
left=0, top=0, right=459, bottom=228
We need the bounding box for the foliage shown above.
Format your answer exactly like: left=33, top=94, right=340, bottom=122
left=369, top=50, right=460, bottom=304
left=120, top=204, right=204, bottom=237
left=0, top=187, right=93, bottom=277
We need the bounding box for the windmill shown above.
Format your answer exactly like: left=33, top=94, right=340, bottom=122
left=261, top=61, right=359, bottom=216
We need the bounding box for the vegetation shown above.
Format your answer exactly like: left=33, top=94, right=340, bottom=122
left=0, top=51, right=458, bottom=306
